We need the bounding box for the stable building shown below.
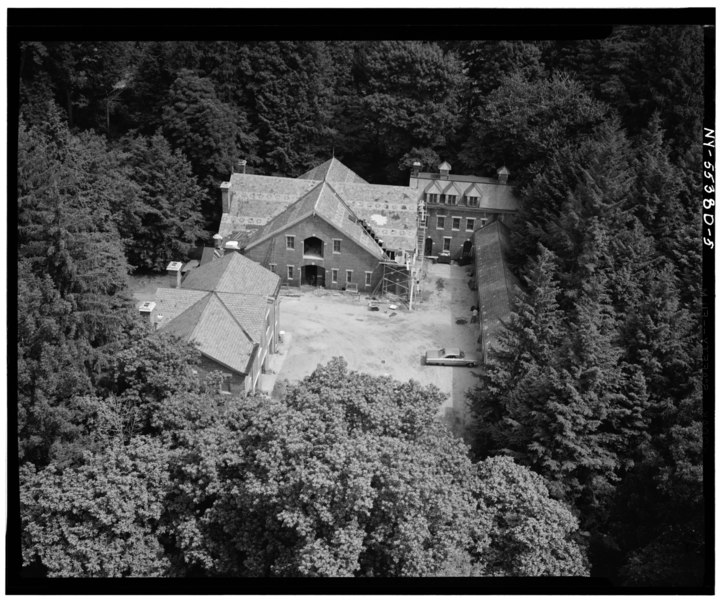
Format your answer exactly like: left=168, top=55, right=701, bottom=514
left=219, top=158, right=424, bottom=304
left=142, top=252, right=281, bottom=395
left=472, top=220, right=521, bottom=363
left=409, top=161, right=520, bottom=261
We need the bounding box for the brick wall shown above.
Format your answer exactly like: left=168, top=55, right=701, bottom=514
left=244, top=214, right=385, bottom=292
left=425, top=206, right=516, bottom=260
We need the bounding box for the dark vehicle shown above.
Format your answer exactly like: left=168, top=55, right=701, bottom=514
left=436, top=250, right=451, bottom=264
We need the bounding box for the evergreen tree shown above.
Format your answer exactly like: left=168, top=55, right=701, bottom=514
left=121, top=132, right=207, bottom=270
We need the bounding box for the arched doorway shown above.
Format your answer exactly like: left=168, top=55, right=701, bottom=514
left=301, top=265, right=325, bottom=286
left=303, top=236, right=323, bottom=258
left=462, top=240, right=472, bottom=256
left=424, top=237, right=433, bottom=256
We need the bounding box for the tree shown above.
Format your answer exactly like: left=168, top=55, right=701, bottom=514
left=235, top=41, right=338, bottom=176
left=459, top=72, right=609, bottom=186
left=162, top=358, right=587, bottom=577
left=161, top=69, right=255, bottom=223
left=121, top=132, right=207, bottom=270
left=337, top=41, right=465, bottom=183
left=21, top=437, right=171, bottom=577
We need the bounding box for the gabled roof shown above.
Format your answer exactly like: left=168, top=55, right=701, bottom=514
left=463, top=182, right=483, bottom=197
left=218, top=174, right=319, bottom=237
left=442, top=180, right=465, bottom=196
left=297, top=157, right=368, bottom=184
left=473, top=221, right=522, bottom=363
left=156, top=290, right=257, bottom=375
left=182, top=251, right=280, bottom=297
left=244, top=181, right=386, bottom=259
left=424, top=179, right=446, bottom=194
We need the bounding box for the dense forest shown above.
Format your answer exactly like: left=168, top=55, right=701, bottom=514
left=14, top=30, right=706, bottom=586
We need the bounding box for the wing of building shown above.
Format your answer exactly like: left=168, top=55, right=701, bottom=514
left=472, top=221, right=522, bottom=363
left=217, top=157, right=519, bottom=302
left=141, top=252, right=281, bottom=395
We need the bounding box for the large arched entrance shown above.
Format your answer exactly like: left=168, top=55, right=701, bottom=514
left=462, top=240, right=472, bottom=256
left=424, top=237, right=434, bottom=256
left=303, top=236, right=324, bottom=259
left=301, top=264, right=325, bottom=286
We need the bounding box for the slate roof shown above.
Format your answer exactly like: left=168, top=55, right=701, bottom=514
left=155, top=290, right=257, bottom=375
left=473, top=221, right=521, bottom=363
left=297, top=157, right=368, bottom=184
left=332, top=182, right=419, bottom=252
left=218, top=174, right=319, bottom=237
left=182, top=251, right=280, bottom=297
left=153, top=252, right=280, bottom=376
left=415, top=172, right=519, bottom=212
left=244, top=181, right=387, bottom=259
left=220, top=158, right=420, bottom=253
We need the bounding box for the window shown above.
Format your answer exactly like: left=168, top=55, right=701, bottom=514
left=269, top=263, right=277, bottom=273
left=365, top=271, right=372, bottom=287
left=287, top=265, right=294, bottom=280
left=443, top=237, right=452, bottom=251
left=286, top=235, right=295, bottom=250
left=447, top=194, right=457, bottom=205
left=331, top=268, right=339, bottom=284
left=452, top=217, right=461, bottom=231
left=436, top=216, right=445, bottom=229
left=439, top=194, right=446, bottom=204
left=466, top=218, right=475, bottom=232
left=346, top=270, right=353, bottom=284
left=427, top=193, right=438, bottom=203
left=333, top=239, right=342, bottom=254
left=424, top=215, right=429, bottom=228
left=467, top=196, right=479, bottom=207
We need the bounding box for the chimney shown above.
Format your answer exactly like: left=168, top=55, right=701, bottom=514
left=233, top=159, right=247, bottom=174
left=167, top=261, right=183, bottom=288
left=220, top=181, right=231, bottom=213
left=497, top=165, right=510, bottom=184
left=224, top=240, right=240, bottom=253
left=438, top=161, right=451, bottom=180
left=411, top=160, right=422, bottom=178
left=138, top=301, right=156, bottom=323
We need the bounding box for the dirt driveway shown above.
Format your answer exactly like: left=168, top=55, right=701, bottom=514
left=276, top=261, right=481, bottom=435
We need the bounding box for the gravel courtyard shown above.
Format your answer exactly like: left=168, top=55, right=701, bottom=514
left=274, top=261, right=481, bottom=434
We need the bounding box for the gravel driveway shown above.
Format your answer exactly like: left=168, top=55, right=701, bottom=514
left=275, top=261, right=481, bottom=436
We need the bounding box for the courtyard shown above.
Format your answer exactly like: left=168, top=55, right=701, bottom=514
left=270, top=261, right=481, bottom=434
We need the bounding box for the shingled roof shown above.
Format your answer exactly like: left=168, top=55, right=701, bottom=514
left=181, top=251, right=280, bottom=297
left=220, top=158, right=420, bottom=252
left=155, top=289, right=257, bottom=375
left=153, top=252, right=280, bottom=376
left=244, top=181, right=387, bottom=259
left=473, top=221, right=521, bottom=363
left=297, top=157, right=368, bottom=184
left=414, top=172, right=519, bottom=212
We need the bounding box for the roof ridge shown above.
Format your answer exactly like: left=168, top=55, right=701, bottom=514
left=244, top=181, right=325, bottom=250
left=214, top=292, right=256, bottom=344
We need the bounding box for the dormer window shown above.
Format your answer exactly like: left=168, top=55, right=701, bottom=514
left=467, top=196, right=479, bottom=207
left=427, top=193, right=438, bottom=203
left=447, top=194, right=457, bottom=205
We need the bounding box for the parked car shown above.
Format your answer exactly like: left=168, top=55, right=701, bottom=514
left=424, top=347, right=479, bottom=367
left=436, top=250, right=451, bottom=264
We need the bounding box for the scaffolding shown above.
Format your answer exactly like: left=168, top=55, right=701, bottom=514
left=370, top=195, right=428, bottom=309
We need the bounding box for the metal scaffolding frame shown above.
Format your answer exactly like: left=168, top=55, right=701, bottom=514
left=370, top=194, right=428, bottom=310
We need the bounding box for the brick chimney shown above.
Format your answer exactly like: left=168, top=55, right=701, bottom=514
left=438, top=161, right=451, bottom=180
left=497, top=165, right=510, bottom=184
left=220, top=181, right=231, bottom=213
left=167, top=261, right=183, bottom=288
left=138, top=301, right=156, bottom=323
left=233, top=159, right=247, bottom=174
